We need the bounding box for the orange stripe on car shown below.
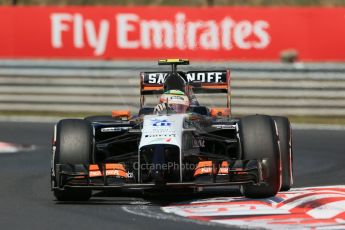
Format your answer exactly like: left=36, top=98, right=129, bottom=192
left=218, top=161, right=229, bottom=175
left=89, top=164, right=102, bottom=178
left=194, top=161, right=213, bottom=177
left=88, top=163, right=128, bottom=178
left=201, top=84, right=227, bottom=89
left=142, top=86, right=163, bottom=91
left=111, top=110, right=131, bottom=119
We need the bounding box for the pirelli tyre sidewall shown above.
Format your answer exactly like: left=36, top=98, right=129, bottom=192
left=53, top=119, right=93, bottom=201
left=239, top=115, right=282, bottom=198
left=273, top=116, right=293, bottom=191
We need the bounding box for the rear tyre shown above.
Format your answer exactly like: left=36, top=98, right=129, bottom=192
left=273, top=116, right=293, bottom=191
left=239, top=115, right=281, bottom=198
left=53, top=119, right=93, bottom=201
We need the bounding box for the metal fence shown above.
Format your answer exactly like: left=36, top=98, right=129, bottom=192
left=0, top=60, right=344, bottom=117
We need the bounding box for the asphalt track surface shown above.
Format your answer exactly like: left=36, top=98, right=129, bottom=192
left=0, top=121, right=344, bottom=230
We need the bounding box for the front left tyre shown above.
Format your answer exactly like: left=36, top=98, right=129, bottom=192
left=239, top=115, right=282, bottom=198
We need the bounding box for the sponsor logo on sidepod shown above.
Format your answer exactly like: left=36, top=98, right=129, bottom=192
left=151, top=118, right=172, bottom=127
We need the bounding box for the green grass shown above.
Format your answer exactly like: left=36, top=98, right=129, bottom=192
left=1, top=0, right=345, bottom=6
left=1, top=111, right=345, bottom=125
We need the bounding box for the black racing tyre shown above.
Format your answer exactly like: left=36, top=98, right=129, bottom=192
left=53, top=119, right=93, bottom=201
left=84, top=115, right=118, bottom=122
left=239, top=115, right=281, bottom=198
left=273, top=116, right=293, bottom=191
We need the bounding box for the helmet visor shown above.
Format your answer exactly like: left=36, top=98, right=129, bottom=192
left=169, top=104, right=188, bottom=113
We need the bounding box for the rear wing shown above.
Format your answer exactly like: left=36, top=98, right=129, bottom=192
left=140, top=70, right=230, bottom=95
left=140, top=69, right=231, bottom=107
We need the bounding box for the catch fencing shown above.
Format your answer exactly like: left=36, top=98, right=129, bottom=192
left=0, top=60, right=344, bottom=117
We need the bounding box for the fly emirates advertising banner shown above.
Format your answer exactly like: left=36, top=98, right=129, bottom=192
left=0, top=7, right=344, bottom=61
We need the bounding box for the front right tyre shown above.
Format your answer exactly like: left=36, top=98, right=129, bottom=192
left=52, top=119, right=93, bottom=201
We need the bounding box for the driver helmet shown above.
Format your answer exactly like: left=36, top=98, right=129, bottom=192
left=160, top=90, right=189, bottom=113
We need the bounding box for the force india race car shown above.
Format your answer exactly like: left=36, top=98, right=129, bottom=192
left=51, top=59, right=293, bottom=201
